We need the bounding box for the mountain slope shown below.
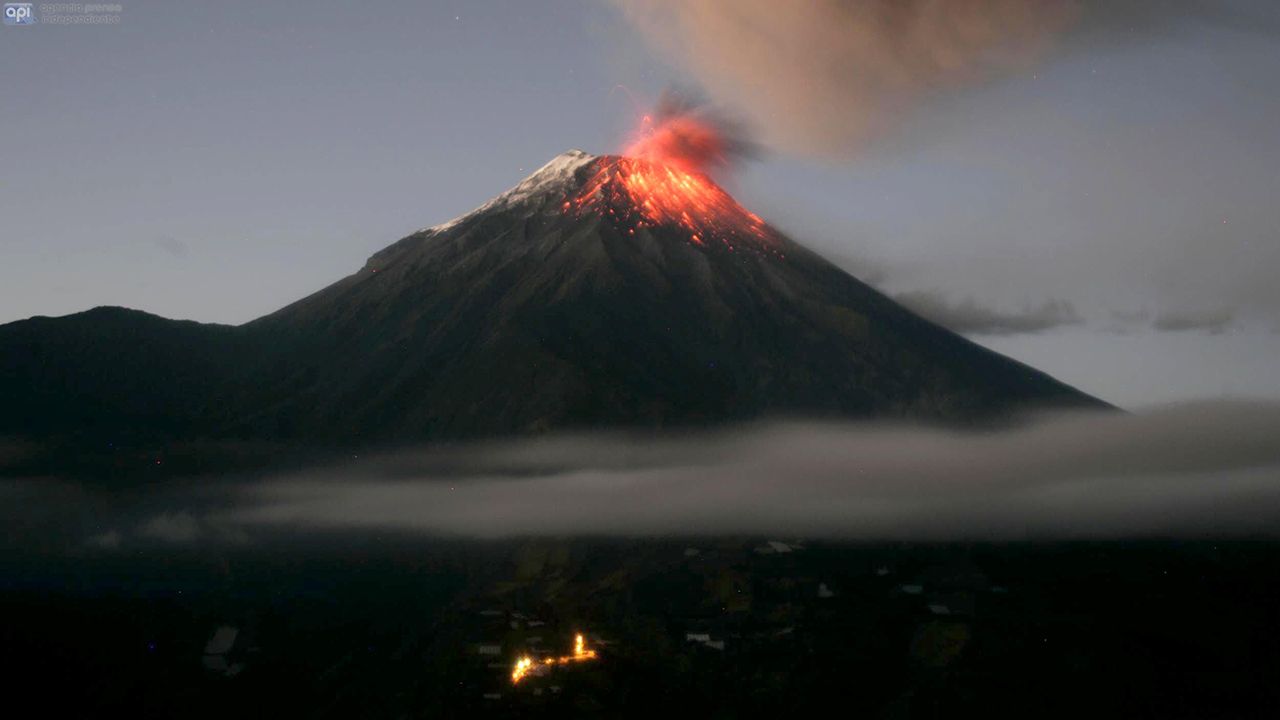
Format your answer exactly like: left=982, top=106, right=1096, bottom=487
left=0, top=150, right=1105, bottom=448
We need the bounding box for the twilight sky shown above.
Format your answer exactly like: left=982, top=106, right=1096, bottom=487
left=2, top=0, right=1278, bottom=409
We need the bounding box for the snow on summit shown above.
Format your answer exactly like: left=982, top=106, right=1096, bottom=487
left=418, top=150, right=597, bottom=235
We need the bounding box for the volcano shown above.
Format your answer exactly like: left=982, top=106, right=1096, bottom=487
left=0, top=150, right=1104, bottom=452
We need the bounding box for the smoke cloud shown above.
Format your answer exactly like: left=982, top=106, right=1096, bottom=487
left=611, top=1, right=1253, bottom=158
left=623, top=89, right=758, bottom=176
left=613, top=0, right=1083, bottom=157
left=227, top=401, right=1280, bottom=540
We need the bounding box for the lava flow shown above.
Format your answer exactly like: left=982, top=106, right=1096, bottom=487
left=511, top=633, right=599, bottom=685
left=566, top=97, right=778, bottom=255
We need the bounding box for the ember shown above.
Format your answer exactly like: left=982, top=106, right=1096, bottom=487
left=511, top=656, right=533, bottom=684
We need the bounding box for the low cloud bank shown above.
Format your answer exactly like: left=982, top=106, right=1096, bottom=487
left=894, top=291, right=1081, bottom=336
left=1153, top=308, right=1237, bottom=335
left=1108, top=307, right=1237, bottom=335
left=227, top=401, right=1280, bottom=540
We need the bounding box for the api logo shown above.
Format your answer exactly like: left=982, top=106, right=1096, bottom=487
left=4, top=3, right=35, bottom=25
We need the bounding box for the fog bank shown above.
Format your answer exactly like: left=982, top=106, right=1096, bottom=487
left=226, top=401, right=1280, bottom=540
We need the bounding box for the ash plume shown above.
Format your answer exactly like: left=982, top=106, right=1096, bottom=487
left=612, top=0, right=1212, bottom=158
left=623, top=89, right=758, bottom=177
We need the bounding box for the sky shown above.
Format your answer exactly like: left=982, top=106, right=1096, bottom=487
left=2, top=0, right=1278, bottom=409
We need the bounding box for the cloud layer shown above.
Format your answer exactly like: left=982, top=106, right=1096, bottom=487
left=228, top=401, right=1280, bottom=540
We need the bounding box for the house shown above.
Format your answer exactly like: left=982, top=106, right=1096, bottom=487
left=686, top=632, right=726, bottom=651
left=927, top=592, right=976, bottom=617
left=204, top=625, right=238, bottom=656
left=917, top=561, right=989, bottom=593
left=202, top=625, right=244, bottom=677
left=755, top=540, right=795, bottom=555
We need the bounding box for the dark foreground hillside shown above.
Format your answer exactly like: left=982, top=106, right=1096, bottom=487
left=4, top=538, right=1277, bottom=718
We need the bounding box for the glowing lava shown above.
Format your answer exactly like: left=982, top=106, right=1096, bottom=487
left=511, top=656, right=533, bottom=684
left=569, top=157, right=770, bottom=251
left=566, top=96, right=780, bottom=255
left=511, top=633, right=599, bottom=685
